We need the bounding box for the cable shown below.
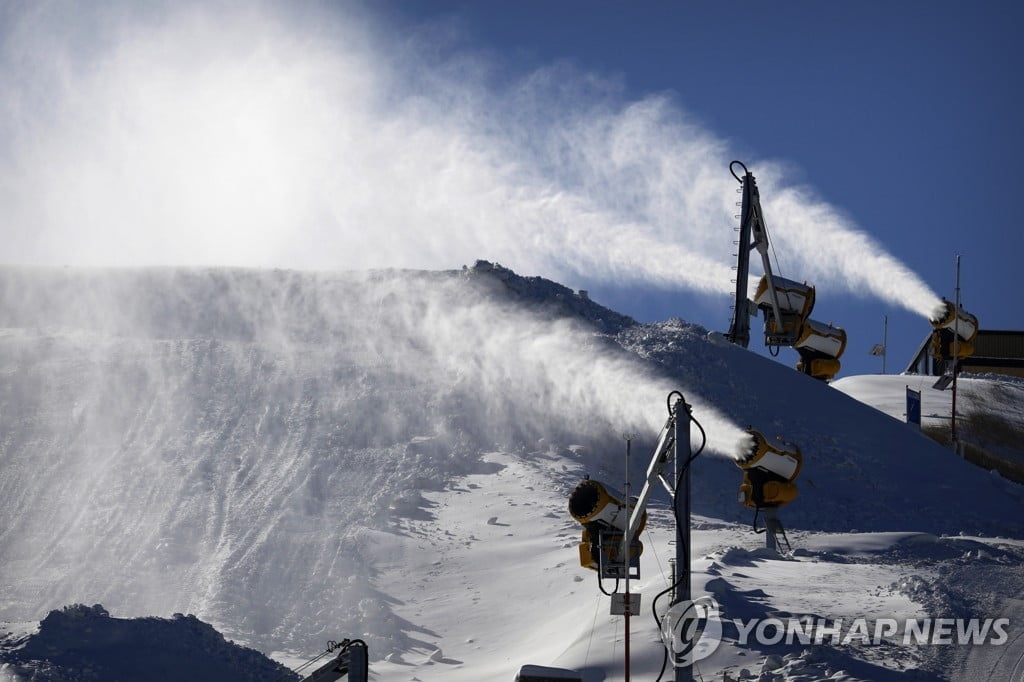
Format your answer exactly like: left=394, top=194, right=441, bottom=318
left=688, top=412, right=707, bottom=464
left=666, top=390, right=685, bottom=416
left=597, top=573, right=620, bottom=596
left=729, top=160, right=748, bottom=183
left=763, top=217, right=785, bottom=278
left=752, top=507, right=766, bottom=534
left=287, top=638, right=367, bottom=681
left=288, top=646, right=335, bottom=679
left=644, top=525, right=667, bottom=586
left=583, top=590, right=602, bottom=668
left=656, top=648, right=669, bottom=681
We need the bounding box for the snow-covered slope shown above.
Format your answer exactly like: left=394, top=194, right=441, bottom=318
left=1, top=264, right=1022, bottom=680
left=613, top=321, right=1024, bottom=535
left=834, top=372, right=1024, bottom=481
left=0, top=263, right=701, bottom=659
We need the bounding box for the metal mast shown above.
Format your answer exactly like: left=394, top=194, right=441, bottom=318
left=672, top=399, right=693, bottom=682
left=951, top=255, right=961, bottom=446
left=727, top=163, right=755, bottom=348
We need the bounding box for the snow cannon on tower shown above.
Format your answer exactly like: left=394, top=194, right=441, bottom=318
left=735, top=429, right=802, bottom=553
left=928, top=300, right=978, bottom=361
left=568, top=478, right=645, bottom=575
left=753, top=275, right=814, bottom=345
left=725, top=162, right=846, bottom=381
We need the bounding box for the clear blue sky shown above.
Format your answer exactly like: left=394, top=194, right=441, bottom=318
left=372, top=0, right=1022, bottom=377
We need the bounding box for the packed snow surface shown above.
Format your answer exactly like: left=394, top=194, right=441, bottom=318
left=0, top=265, right=1021, bottom=681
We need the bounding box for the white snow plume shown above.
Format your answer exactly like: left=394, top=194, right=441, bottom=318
left=0, top=1, right=732, bottom=294
left=754, top=165, right=946, bottom=320
left=0, top=265, right=746, bottom=657
left=0, top=1, right=940, bottom=314
left=413, top=294, right=747, bottom=455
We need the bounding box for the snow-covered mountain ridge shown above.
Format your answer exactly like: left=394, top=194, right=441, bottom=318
left=0, top=604, right=293, bottom=681
left=1, top=264, right=1022, bottom=680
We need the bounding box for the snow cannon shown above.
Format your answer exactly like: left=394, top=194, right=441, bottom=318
left=754, top=275, right=816, bottom=320
left=929, top=300, right=978, bottom=359
left=794, top=320, right=847, bottom=381
left=568, top=479, right=645, bottom=572
left=735, top=430, right=802, bottom=510
left=754, top=275, right=815, bottom=344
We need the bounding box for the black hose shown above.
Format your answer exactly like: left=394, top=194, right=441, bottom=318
left=597, top=573, right=620, bottom=596
left=666, top=390, right=685, bottom=416
left=752, top=507, right=766, bottom=534
left=730, top=160, right=748, bottom=183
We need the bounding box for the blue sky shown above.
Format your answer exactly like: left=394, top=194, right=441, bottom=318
left=372, top=0, right=1022, bottom=376
left=1, top=0, right=1019, bottom=379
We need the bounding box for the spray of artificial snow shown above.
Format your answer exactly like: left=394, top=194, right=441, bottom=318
left=0, top=1, right=941, bottom=318
left=0, top=266, right=751, bottom=652
left=755, top=168, right=945, bottom=320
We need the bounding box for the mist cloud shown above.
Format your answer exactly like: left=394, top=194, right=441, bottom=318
left=0, top=0, right=941, bottom=317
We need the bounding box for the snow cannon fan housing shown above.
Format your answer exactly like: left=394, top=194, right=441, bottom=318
left=794, top=320, right=847, bottom=382
left=928, top=301, right=979, bottom=360
left=568, top=479, right=645, bottom=572
left=735, top=430, right=802, bottom=509
left=754, top=275, right=815, bottom=343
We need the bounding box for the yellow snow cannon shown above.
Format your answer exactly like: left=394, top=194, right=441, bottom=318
left=735, top=430, right=802, bottom=510
left=568, top=479, right=645, bottom=572
left=929, top=300, right=978, bottom=359
left=754, top=275, right=815, bottom=342
left=794, top=320, right=847, bottom=381
left=754, top=275, right=816, bottom=319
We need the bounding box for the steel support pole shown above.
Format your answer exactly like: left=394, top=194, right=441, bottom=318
left=623, top=437, right=631, bottom=682
left=951, top=254, right=961, bottom=446
left=882, top=315, right=888, bottom=375
left=764, top=508, right=778, bottom=553
left=727, top=167, right=753, bottom=348
left=672, top=399, right=693, bottom=682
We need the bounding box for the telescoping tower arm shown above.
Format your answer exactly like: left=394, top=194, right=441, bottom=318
left=727, top=160, right=787, bottom=348
left=625, top=407, right=681, bottom=542
left=725, top=161, right=847, bottom=381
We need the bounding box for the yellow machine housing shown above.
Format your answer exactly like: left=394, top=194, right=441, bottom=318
left=568, top=479, right=646, bottom=533
left=929, top=333, right=975, bottom=360
left=794, top=319, right=847, bottom=381
left=754, top=275, right=816, bottom=320
left=735, top=430, right=802, bottom=510
left=568, top=479, right=646, bottom=571
left=930, top=301, right=979, bottom=344
left=794, top=319, right=847, bottom=359
left=577, top=527, right=643, bottom=572
left=796, top=357, right=842, bottom=382
left=929, top=301, right=979, bottom=361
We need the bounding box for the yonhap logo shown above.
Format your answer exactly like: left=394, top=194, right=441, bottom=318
left=662, top=596, right=723, bottom=667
